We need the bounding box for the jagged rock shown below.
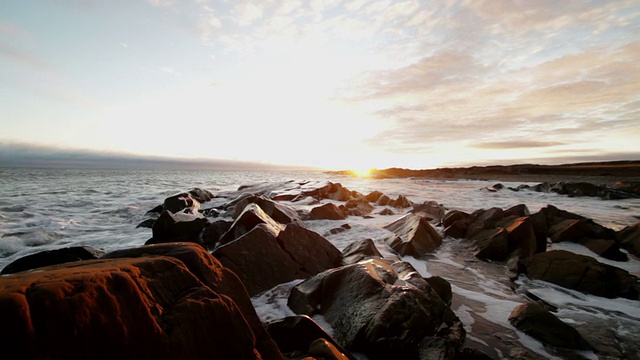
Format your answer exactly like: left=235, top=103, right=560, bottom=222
left=379, top=208, right=394, bottom=215
left=1, top=246, right=105, bottom=275
left=384, top=213, right=442, bottom=257
left=145, top=204, right=164, bottom=215
left=617, top=222, right=640, bottom=257
left=443, top=210, right=474, bottom=228
left=341, top=238, right=383, bottom=265
left=547, top=218, right=627, bottom=260
left=214, top=222, right=342, bottom=296
left=188, top=187, right=214, bottom=203
left=443, top=210, right=475, bottom=239
left=390, top=195, right=413, bottom=209
left=345, top=198, right=374, bottom=217
left=1, top=243, right=283, bottom=360
left=201, top=220, right=233, bottom=247
left=520, top=250, right=640, bottom=299
left=508, top=302, right=592, bottom=350
left=309, top=203, right=347, bottom=220
left=163, top=192, right=200, bottom=213
left=473, top=228, right=509, bottom=261
left=365, top=191, right=384, bottom=203
left=579, top=238, right=628, bottom=262
left=504, top=216, right=540, bottom=259
left=288, top=259, right=464, bottom=359
left=266, top=315, right=354, bottom=360
left=148, top=210, right=208, bottom=245
left=232, top=195, right=299, bottom=224
left=503, top=204, right=530, bottom=218
left=412, top=200, right=446, bottom=221
left=219, top=203, right=285, bottom=245
left=136, top=218, right=156, bottom=228
left=376, top=194, right=391, bottom=206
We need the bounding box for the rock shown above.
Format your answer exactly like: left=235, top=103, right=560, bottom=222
left=482, top=183, right=504, bottom=192
left=309, top=338, right=350, bottom=360
left=379, top=208, right=394, bottom=215
left=345, top=198, right=374, bottom=217
left=520, top=250, right=640, bottom=299
left=425, top=276, right=452, bottom=306
left=376, top=194, right=391, bottom=206
left=232, top=195, right=300, bottom=224
left=508, top=302, right=591, bottom=350
left=1, top=246, right=105, bottom=275
left=473, top=228, right=509, bottom=261
left=266, top=315, right=354, bottom=360
left=163, top=192, right=200, bottom=213
left=1, top=243, right=283, bottom=360
left=547, top=218, right=627, bottom=260
left=365, top=191, right=384, bottom=203
left=617, top=222, right=640, bottom=257
left=390, top=195, right=413, bottom=209
left=442, top=210, right=474, bottom=228
left=219, top=203, right=285, bottom=245
left=548, top=219, right=592, bottom=243
left=503, top=204, right=530, bottom=218
left=579, top=238, right=628, bottom=262
left=149, top=210, right=208, bottom=245
left=145, top=204, right=164, bottom=215
left=201, top=220, right=233, bottom=247
left=384, top=213, right=442, bottom=257
left=188, top=187, right=214, bottom=203
left=411, top=200, right=446, bottom=222
left=308, top=203, right=347, bottom=220
left=214, top=222, right=342, bottom=296
left=504, top=216, right=540, bottom=259
left=136, top=218, right=156, bottom=228
left=341, top=238, right=383, bottom=265
left=287, top=259, right=464, bottom=359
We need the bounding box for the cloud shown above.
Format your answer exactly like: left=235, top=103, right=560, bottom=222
left=472, top=141, right=567, bottom=149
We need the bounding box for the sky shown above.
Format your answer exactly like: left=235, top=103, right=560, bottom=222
left=1, top=0, right=639, bottom=170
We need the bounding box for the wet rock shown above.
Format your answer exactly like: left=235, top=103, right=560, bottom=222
left=219, top=203, right=285, bottom=245
left=145, top=204, right=164, bottom=215
left=503, top=204, right=530, bottom=219
left=308, top=203, right=348, bottom=220
left=1, top=246, right=105, bottom=275
left=188, top=187, right=214, bottom=203
left=214, top=222, right=342, bottom=296
left=508, top=301, right=592, bottom=350
left=1, top=243, right=283, bottom=360
left=341, top=238, right=383, bottom=265
left=412, top=200, right=446, bottom=222
left=443, top=210, right=474, bottom=229
left=345, top=198, right=374, bottom=217
left=287, top=259, right=464, bottom=359
left=232, top=195, right=300, bottom=224
left=384, top=213, right=442, bottom=257
left=616, top=222, right=640, bottom=257
left=148, top=210, right=208, bottom=245
left=329, top=224, right=351, bottom=235
left=365, top=191, right=384, bottom=203
left=520, top=250, right=640, bottom=300
left=425, top=275, right=452, bottom=306
left=136, top=218, right=156, bottom=228
left=390, top=194, right=413, bottom=209
left=482, top=183, right=504, bottom=192
left=379, top=208, right=395, bottom=215
left=473, top=228, right=509, bottom=261
left=201, top=219, right=233, bottom=248
left=504, top=216, right=540, bottom=259
left=309, top=338, right=351, bottom=360
left=266, top=315, right=354, bottom=360
left=376, top=194, right=391, bottom=206
left=163, top=192, right=200, bottom=213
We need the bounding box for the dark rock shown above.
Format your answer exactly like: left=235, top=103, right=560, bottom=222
left=214, top=222, right=342, bottom=296
left=232, top=195, right=299, bottom=224
left=548, top=219, right=592, bottom=243
left=390, top=195, right=413, bottom=209
left=474, top=228, right=509, bottom=261
left=482, top=183, right=504, bottom=192
left=1, top=246, right=105, bottom=275
left=287, top=259, right=464, bottom=359
left=188, top=187, right=214, bottom=203
left=443, top=210, right=474, bottom=229
left=136, top=218, right=156, bottom=228
left=266, top=315, right=355, bottom=360
left=412, top=200, right=446, bottom=222
left=504, top=216, right=540, bottom=259
left=163, top=192, right=200, bottom=213
left=425, top=276, right=452, bottom=306
left=341, top=238, right=383, bottom=265
left=200, top=208, right=220, bottom=217
left=384, top=213, right=442, bottom=257
left=579, top=238, right=628, bottom=261
left=617, top=222, right=640, bottom=257
left=145, top=204, right=164, bottom=215
left=1, top=243, right=284, bottom=360
left=376, top=194, right=391, bottom=206
left=219, top=203, right=285, bottom=245
left=149, top=210, right=208, bottom=245
left=309, top=338, right=351, bottom=360
left=508, top=302, right=592, bottom=350
left=503, top=204, right=530, bottom=218
left=379, top=208, right=394, bottom=215
left=309, top=203, right=347, bottom=220
left=201, top=220, right=233, bottom=247
left=345, top=198, right=374, bottom=217
left=520, top=250, right=640, bottom=299
left=444, top=220, right=470, bottom=238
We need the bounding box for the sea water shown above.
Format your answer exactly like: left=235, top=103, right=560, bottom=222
left=1, top=167, right=639, bottom=359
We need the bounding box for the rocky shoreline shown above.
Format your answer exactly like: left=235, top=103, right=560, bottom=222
left=1, top=179, right=638, bottom=359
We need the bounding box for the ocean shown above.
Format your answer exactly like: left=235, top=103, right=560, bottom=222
left=1, top=167, right=639, bottom=359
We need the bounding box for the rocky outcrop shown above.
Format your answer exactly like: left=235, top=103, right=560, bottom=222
left=1, top=246, right=105, bottom=275
left=213, top=221, right=343, bottom=296
left=508, top=301, right=591, bottom=350
left=0, top=243, right=283, bottom=360
left=383, top=213, right=442, bottom=257
left=341, top=238, right=384, bottom=265
left=287, top=259, right=464, bottom=360
left=518, top=250, right=640, bottom=300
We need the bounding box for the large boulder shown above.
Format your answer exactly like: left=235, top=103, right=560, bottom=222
left=508, top=302, right=591, bottom=350
left=519, top=250, right=640, bottom=300
left=219, top=203, right=285, bottom=245
left=308, top=203, right=347, bottom=220
left=1, top=246, right=105, bottom=275
left=213, top=222, right=342, bottom=296
left=288, top=259, right=464, bottom=359
left=232, top=195, right=300, bottom=224
left=148, top=210, right=208, bottom=245
left=0, top=243, right=283, bottom=360
left=384, top=213, right=442, bottom=257
left=341, top=238, right=384, bottom=265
